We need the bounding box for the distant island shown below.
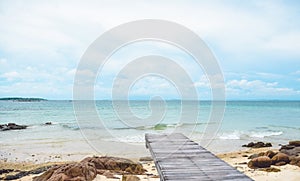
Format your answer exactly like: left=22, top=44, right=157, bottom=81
left=0, top=97, right=47, bottom=102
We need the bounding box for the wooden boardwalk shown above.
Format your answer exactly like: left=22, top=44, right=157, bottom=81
left=145, top=133, right=253, bottom=181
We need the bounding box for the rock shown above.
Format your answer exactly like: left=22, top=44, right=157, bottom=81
left=248, top=156, right=272, bottom=169
left=29, top=166, right=53, bottom=174
left=33, top=156, right=145, bottom=181
left=280, top=145, right=295, bottom=150
left=271, top=153, right=290, bottom=165
left=0, top=169, right=14, bottom=175
left=289, top=141, right=300, bottom=146
left=33, top=162, right=97, bottom=181
left=45, top=122, right=52, bottom=125
left=258, top=152, right=265, bottom=157
left=122, top=175, right=141, bottom=181
left=81, top=156, right=145, bottom=174
left=280, top=141, right=300, bottom=157
left=4, top=171, right=28, bottom=180
left=0, top=123, right=27, bottom=131
left=248, top=154, right=259, bottom=159
left=242, top=142, right=272, bottom=148
left=259, top=167, right=281, bottom=172
left=102, top=170, right=117, bottom=179
left=265, top=143, right=272, bottom=147
left=139, top=157, right=153, bottom=161
left=264, top=150, right=277, bottom=159
left=243, top=142, right=254, bottom=147
left=275, top=161, right=287, bottom=166
left=289, top=156, right=300, bottom=167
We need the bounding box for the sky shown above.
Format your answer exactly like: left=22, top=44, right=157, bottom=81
left=0, top=0, right=300, bottom=100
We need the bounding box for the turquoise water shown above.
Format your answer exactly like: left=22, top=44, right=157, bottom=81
left=0, top=100, right=300, bottom=160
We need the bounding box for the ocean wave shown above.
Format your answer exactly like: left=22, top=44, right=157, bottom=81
left=113, top=123, right=181, bottom=131
left=249, top=131, right=283, bottom=138
left=113, top=122, right=207, bottom=131
left=219, top=130, right=283, bottom=140
left=103, top=135, right=145, bottom=143
left=269, top=125, right=300, bottom=130
left=61, top=124, right=80, bottom=130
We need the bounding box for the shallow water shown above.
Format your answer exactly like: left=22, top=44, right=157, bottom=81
left=1, top=100, right=299, bottom=161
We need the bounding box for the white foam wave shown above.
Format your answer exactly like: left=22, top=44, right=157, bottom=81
left=219, top=130, right=283, bottom=140
left=103, top=135, right=145, bottom=143
left=219, top=131, right=241, bottom=140
left=249, top=131, right=283, bottom=138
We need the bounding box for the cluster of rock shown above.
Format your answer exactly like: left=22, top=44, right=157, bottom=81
left=0, top=122, right=53, bottom=131
left=0, top=123, right=27, bottom=131
left=242, top=141, right=272, bottom=148
left=1, top=166, right=52, bottom=180
left=33, top=156, right=145, bottom=181
left=247, top=141, right=300, bottom=170
left=279, top=141, right=300, bottom=157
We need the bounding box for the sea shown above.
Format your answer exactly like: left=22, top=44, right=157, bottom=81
left=1, top=100, right=300, bottom=162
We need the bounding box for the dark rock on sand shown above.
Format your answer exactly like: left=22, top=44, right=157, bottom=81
left=248, top=156, right=272, bottom=168
left=139, top=157, right=153, bottom=162
left=81, top=156, right=145, bottom=174
left=242, top=141, right=272, bottom=148
left=289, top=141, right=300, bottom=146
left=289, top=156, right=300, bottom=167
left=279, top=141, right=300, bottom=157
left=3, top=171, right=28, bottom=180
left=271, top=153, right=290, bottom=166
left=249, top=150, right=277, bottom=160
left=33, top=156, right=145, bottom=181
left=122, top=175, right=141, bottom=181
left=0, top=123, right=27, bottom=131
left=248, top=154, right=259, bottom=159
left=2, top=165, right=53, bottom=180
left=264, top=150, right=277, bottom=159
left=0, top=169, right=14, bottom=175
left=259, top=167, right=281, bottom=172
left=33, top=162, right=97, bottom=181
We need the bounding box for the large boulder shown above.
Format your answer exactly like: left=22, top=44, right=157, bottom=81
left=33, top=156, right=145, bottom=181
left=271, top=153, right=290, bottom=166
left=33, top=162, right=97, bottom=181
left=81, top=156, right=145, bottom=174
left=248, top=156, right=272, bottom=169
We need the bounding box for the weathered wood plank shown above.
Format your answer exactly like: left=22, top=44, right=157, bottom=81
left=145, top=133, right=253, bottom=181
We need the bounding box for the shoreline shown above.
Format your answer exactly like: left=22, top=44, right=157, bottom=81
left=1, top=147, right=300, bottom=181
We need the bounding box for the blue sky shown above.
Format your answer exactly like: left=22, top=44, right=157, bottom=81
left=0, top=0, right=300, bottom=100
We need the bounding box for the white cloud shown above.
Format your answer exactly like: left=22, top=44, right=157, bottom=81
left=0, top=1, right=300, bottom=99
left=226, top=79, right=299, bottom=98
left=2, top=71, right=20, bottom=81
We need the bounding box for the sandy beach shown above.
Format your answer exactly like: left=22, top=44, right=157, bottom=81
left=0, top=157, right=160, bottom=181
left=1, top=146, right=300, bottom=181
left=217, top=148, right=300, bottom=181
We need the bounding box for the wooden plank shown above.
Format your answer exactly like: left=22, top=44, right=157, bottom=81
left=145, top=133, right=253, bottom=181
